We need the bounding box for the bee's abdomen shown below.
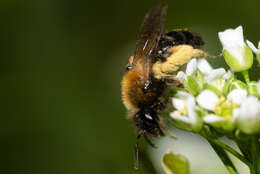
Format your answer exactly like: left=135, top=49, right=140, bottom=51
left=165, top=29, right=205, bottom=49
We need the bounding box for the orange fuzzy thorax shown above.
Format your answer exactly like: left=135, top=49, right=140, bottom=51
left=121, top=62, right=158, bottom=118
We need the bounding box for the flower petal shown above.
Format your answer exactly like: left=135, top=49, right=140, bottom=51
left=206, top=68, right=226, bottom=82
left=227, top=89, right=247, bottom=105
left=172, top=98, right=185, bottom=111
left=203, top=114, right=226, bottom=123
left=176, top=71, right=186, bottom=81
left=196, top=90, right=219, bottom=111
left=170, top=112, right=192, bottom=124
left=187, top=97, right=196, bottom=121
left=197, top=59, right=212, bottom=74
left=186, top=58, right=197, bottom=75
left=246, top=40, right=259, bottom=53
left=177, top=91, right=194, bottom=100
left=258, top=41, right=260, bottom=49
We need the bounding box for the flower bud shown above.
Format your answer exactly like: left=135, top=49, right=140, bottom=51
left=218, top=26, right=253, bottom=72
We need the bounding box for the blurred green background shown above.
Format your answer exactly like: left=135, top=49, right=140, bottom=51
left=1, top=0, right=259, bottom=174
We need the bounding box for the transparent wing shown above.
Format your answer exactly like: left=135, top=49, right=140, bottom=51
left=133, top=3, right=168, bottom=82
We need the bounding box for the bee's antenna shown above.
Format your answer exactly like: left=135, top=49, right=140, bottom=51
left=206, top=52, right=223, bottom=59
left=134, top=133, right=142, bottom=170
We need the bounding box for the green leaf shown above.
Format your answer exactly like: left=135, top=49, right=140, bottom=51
left=186, top=75, right=200, bottom=96
left=162, top=151, right=189, bottom=174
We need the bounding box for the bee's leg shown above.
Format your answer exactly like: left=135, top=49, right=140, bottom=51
left=160, top=126, right=177, bottom=139
left=143, top=132, right=157, bottom=148
left=158, top=118, right=177, bottom=139
left=162, top=76, right=183, bottom=87
left=134, top=133, right=142, bottom=169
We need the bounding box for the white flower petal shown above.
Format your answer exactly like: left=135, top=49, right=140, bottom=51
left=172, top=98, right=185, bottom=111
left=227, top=89, right=247, bottom=105
left=176, top=71, right=186, bottom=81
left=196, top=90, right=219, bottom=111
left=197, top=59, right=212, bottom=74
left=233, top=108, right=240, bottom=119
left=186, top=58, right=197, bottom=75
left=170, top=112, right=193, bottom=124
left=258, top=41, right=260, bottom=49
left=177, top=91, right=194, bottom=100
left=218, top=26, right=245, bottom=64
left=207, top=68, right=226, bottom=82
left=187, top=97, right=196, bottom=121
left=203, top=114, right=226, bottom=123
left=246, top=40, right=259, bottom=53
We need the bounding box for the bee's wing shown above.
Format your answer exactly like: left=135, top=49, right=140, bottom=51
left=133, top=3, right=168, bottom=82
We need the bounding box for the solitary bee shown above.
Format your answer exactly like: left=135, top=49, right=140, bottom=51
left=121, top=3, right=209, bottom=168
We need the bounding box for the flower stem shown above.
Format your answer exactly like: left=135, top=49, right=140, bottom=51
left=208, top=141, right=238, bottom=174
left=201, top=132, right=251, bottom=167
left=251, top=136, right=260, bottom=174
left=257, top=54, right=260, bottom=65
left=242, top=70, right=250, bottom=84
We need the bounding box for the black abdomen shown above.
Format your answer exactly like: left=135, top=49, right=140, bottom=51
left=164, top=29, right=205, bottom=49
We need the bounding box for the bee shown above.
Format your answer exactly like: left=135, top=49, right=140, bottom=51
left=121, top=3, right=209, bottom=169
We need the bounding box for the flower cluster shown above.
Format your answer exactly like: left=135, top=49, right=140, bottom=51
left=169, top=26, right=260, bottom=135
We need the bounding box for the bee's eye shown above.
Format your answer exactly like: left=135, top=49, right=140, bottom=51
left=125, top=65, right=132, bottom=71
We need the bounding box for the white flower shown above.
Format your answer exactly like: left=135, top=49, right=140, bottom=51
left=219, top=26, right=245, bottom=64
left=170, top=91, right=202, bottom=131
left=197, top=89, right=241, bottom=131
left=171, top=91, right=196, bottom=124
left=234, top=96, right=260, bottom=134
left=197, top=59, right=229, bottom=92
left=227, top=89, right=247, bottom=105
left=196, top=90, right=219, bottom=111
left=218, top=26, right=253, bottom=72
left=246, top=40, right=260, bottom=54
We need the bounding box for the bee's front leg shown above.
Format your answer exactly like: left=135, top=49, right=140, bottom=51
left=161, top=76, right=183, bottom=87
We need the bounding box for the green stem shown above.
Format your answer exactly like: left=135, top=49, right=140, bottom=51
left=257, top=54, right=260, bottom=65
left=251, top=136, right=260, bottom=174
left=208, top=141, right=238, bottom=174
left=242, top=70, right=250, bottom=84
left=202, top=133, right=251, bottom=167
